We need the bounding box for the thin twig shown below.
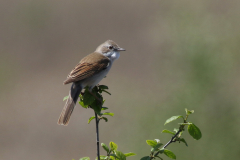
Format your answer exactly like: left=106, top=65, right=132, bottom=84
left=150, top=129, right=182, bottom=160
left=95, top=111, right=100, bottom=160
left=163, top=129, right=181, bottom=149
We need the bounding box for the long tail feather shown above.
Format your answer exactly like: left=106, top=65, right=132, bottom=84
left=58, top=83, right=82, bottom=126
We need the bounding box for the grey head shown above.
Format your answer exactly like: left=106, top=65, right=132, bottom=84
left=95, top=40, right=125, bottom=55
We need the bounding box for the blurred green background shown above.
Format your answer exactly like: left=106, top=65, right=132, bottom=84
left=0, top=0, right=240, bottom=159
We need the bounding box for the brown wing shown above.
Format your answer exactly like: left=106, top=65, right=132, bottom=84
left=63, top=52, right=110, bottom=84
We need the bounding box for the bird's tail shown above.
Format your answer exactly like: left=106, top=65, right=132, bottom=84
left=57, top=83, right=82, bottom=126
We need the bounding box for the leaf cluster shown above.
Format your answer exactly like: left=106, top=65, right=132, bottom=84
left=80, top=141, right=136, bottom=160
left=64, top=86, right=202, bottom=160
left=64, top=85, right=114, bottom=123
left=163, top=109, right=201, bottom=141
left=79, top=85, right=110, bottom=114
left=141, top=109, right=202, bottom=160
left=81, top=86, right=115, bottom=124
left=142, top=139, right=175, bottom=160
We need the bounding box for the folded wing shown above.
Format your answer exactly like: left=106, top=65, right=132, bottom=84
left=63, top=52, right=110, bottom=84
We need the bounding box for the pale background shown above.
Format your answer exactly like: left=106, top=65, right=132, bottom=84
left=0, top=0, right=240, bottom=160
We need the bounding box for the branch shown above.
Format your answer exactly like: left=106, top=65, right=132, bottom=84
left=162, top=129, right=182, bottom=149
left=95, top=111, right=100, bottom=160
left=151, top=115, right=189, bottom=159
left=150, top=129, right=182, bottom=160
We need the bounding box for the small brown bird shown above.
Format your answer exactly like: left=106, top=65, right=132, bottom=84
left=58, top=40, right=125, bottom=126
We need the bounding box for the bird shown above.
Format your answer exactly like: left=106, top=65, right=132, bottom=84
left=58, top=40, right=125, bottom=126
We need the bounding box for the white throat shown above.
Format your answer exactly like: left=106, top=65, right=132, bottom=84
left=104, top=51, right=120, bottom=62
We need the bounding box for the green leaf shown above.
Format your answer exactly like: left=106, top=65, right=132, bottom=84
left=83, top=90, right=95, bottom=105
left=140, top=156, right=151, bottom=160
left=178, top=122, right=192, bottom=125
left=154, top=139, right=160, bottom=143
left=164, top=115, right=184, bottom=125
left=162, top=129, right=175, bottom=135
left=101, top=143, right=109, bottom=153
left=151, top=143, right=163, bottom=152
left=79, top=101, right=88, bottom=108
left=63, top=95, right=69, bottom=101
left=146, top=140, right=157, bottom=147
left=91, top=88, right=99, bottom=96
left=88, top=116, right=95, bottom=124
left=95, top=155, right=108, bottom=160
left=91, top=85, right=99, bottom=91
left=102, top=90, right=111, bottom=95
left=179, top=138, right=188, bottom=146
left=124, top=152, right=136, bottom=157
left=173, top=128, right=179, bottom=133
left=188, top=123, right=202, bottom=140
left=164, top=149, right=176, bottom=159
left=91, top=100, right=102, bottom=115
left=109, top=154, right=118, bottom=159
left=102, top=112, right=114, bottom=116
left=102, top=117, right=108, bottom=122
left=101, top=107, right=108, bottom=110
left=185, top=108, right=194, bottom=115
left=79, top=157, right=90, bottom=160
left=159, top=148, right=164, bottom=154
left=116, top=151, right=126, bottom=160
left=109, top=141, right=118, bottom=151
left=96, top=92, right=103, bottom=100
left=98, top=85, right=109, bottom=90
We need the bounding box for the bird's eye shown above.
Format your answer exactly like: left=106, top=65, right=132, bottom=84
left=108, top=46, right=113, bottom=49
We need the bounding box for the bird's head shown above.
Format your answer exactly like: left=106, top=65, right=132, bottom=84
left=95, top=40, right=125, bottom=61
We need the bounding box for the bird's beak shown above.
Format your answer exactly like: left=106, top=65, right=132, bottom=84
left=117, top=48, right=126, bottom=51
